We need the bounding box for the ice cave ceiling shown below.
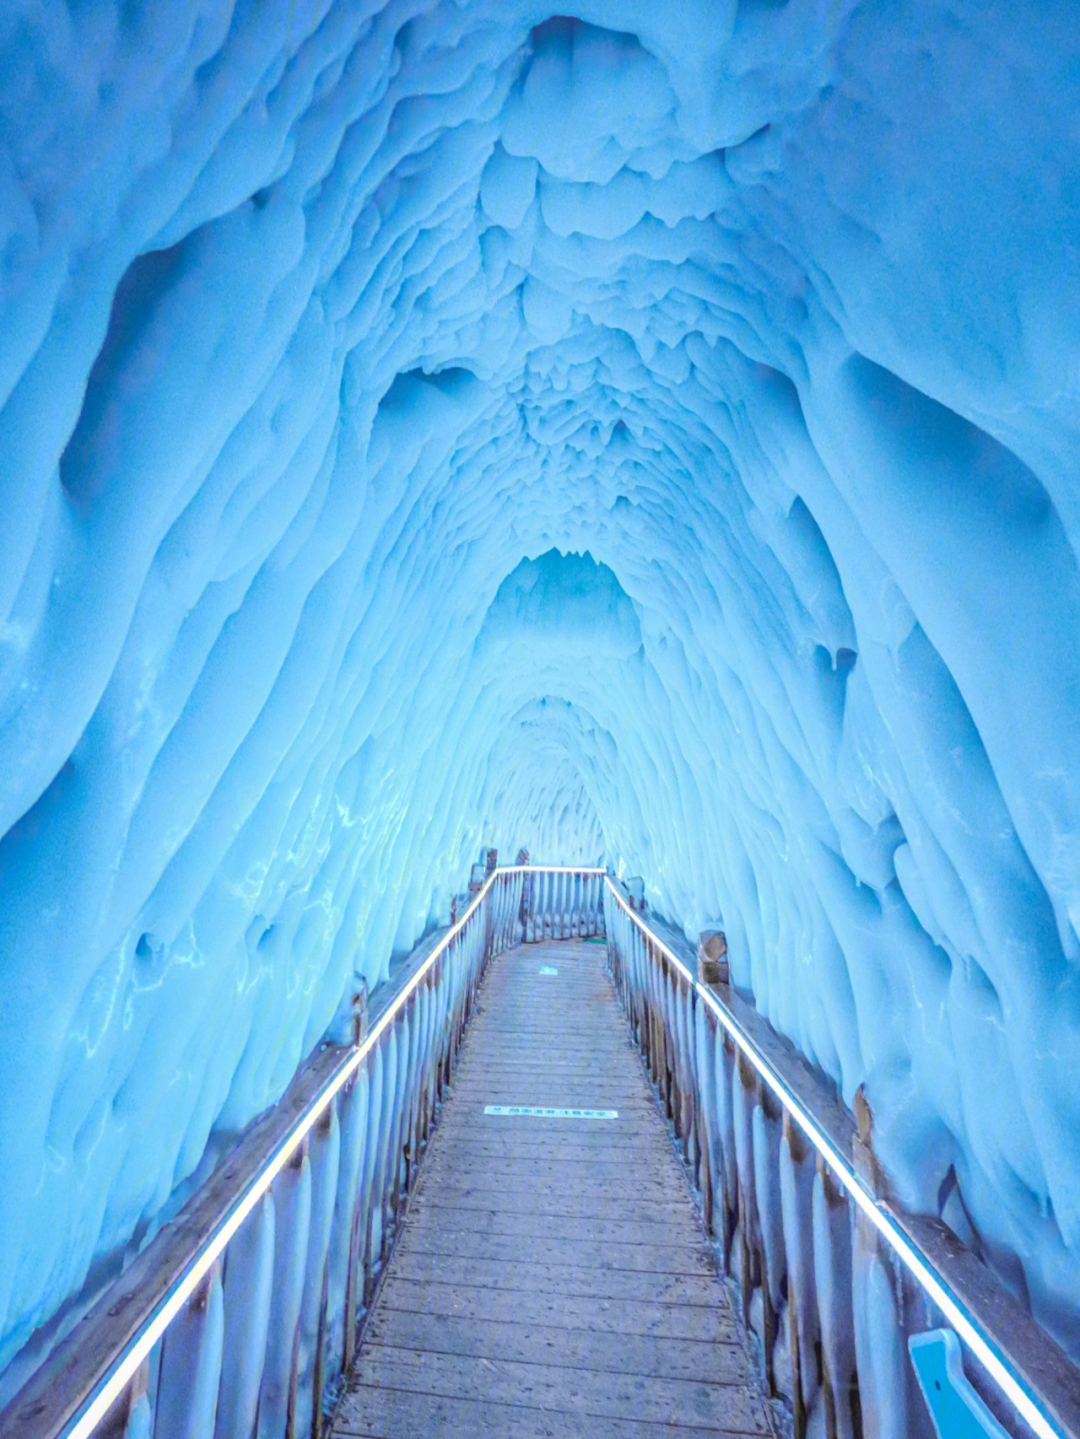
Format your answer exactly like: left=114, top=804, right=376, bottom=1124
left=1, top=0, right=1079, bottom=1373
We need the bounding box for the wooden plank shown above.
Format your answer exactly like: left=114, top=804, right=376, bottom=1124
left=392, top=1228, right=717, bottom=1275
left=418, top=1155, right=679, bottom=1186
left=448, top=1082, right=650, bottom=1101
left=419, top=1139, right=676, bottom=1166
left=456, top=1059, right=634, bottom=1069
left=402, top=1207, right=690, bottom=1246
left=465, top=1031, right=629, bottom=1043
left=333, top=1388, right=764, bottom=1439
left=437, top=1110, right=657, bottom=1135
left=374, top=1276, right=742, bottom=1341
left=419, top=1152, right=672, bottom=1177
left=415, top=1193, right=695, bottom=1224
left=385, top=1254, right=726, bottom=1307
left=448, top=1092, right=654, bottom=1110
left=414, top=1158, right=691, bottom=1198
left=345, top=1347, right=772, bottom=1432
left=364, top=1310, right=747, bottom=1380
left=418, top=1137, right=668, bottom=1161
left=416, top=1173, right=680, bottom=1207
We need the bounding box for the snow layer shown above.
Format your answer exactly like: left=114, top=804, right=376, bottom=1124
left=1, top=0, right=1079, bottom=1371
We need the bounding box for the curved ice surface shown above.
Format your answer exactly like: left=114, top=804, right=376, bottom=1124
left=1, top=0, right=1079, bottom=1368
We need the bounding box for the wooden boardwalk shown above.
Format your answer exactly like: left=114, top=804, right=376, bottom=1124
left=332, top=938, right=775, bottom=1438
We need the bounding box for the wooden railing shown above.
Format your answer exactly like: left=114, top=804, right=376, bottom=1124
left=11, top=861, right=1077, bottom=1439
left=0, top=864, right=604, bottom=1439
left=519, top=865, right=606, bottom=942
left=604, top=877, right=1080, bottom=1439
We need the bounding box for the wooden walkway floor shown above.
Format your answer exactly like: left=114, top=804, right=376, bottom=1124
left=331, top=938, right=775, bottom=1438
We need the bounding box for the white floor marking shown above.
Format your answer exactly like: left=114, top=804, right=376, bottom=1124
left=483, top=1105, right=618, bottom=1119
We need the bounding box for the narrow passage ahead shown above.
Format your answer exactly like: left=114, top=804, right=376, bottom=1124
left=332, top=938, right=775, bottom=1438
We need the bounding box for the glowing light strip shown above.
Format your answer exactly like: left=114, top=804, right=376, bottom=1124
left=66, top=872, right=502, bottom=1439
left=500, top=865, right=607, bottom=874
left=603, top=877, right=1061, bottom=1439
left=69, top=868, right=1051, bottom=1439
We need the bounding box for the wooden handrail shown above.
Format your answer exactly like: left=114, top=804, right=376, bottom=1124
left=0, top=865, right=606, bottom=1439
left=603, top=875, right=1080, bottom=1439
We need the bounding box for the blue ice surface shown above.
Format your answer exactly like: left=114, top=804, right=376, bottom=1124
left=0, top=0, right=1078, bottom=1381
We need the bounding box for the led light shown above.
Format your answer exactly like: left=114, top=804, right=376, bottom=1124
left=602, top=878, right=1061, bottom=1439
left=70, top=869, right=1053, bottom=1439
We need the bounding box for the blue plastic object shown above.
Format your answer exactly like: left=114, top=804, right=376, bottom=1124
left=909, top=1330, right=1010, bottom=1439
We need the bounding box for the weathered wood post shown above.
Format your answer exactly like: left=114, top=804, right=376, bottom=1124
left=753, top=1086, right=787, bottom=1396
left=334, top=1067, right=370, bottom=1379
left=294, top=1103, right=341, bottom=1438
left=850, top=1088, right=936, bottom=1439
left=697, top=930, right=728, bottom=985
left=215, top=1192, right=275, bottom=1439
left=156, top=1260, right=225, bottom=1439
left=733, top=1050, right=762, bottom=1329
left=256, top=1142, right=311, bottom=1439
left=779, top=1112, right=820, bottom=1439
left=95, top=1357, right=152, bottom=1439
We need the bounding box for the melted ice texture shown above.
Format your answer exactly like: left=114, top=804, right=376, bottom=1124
left=1, top=0, right=1079, bottom=1369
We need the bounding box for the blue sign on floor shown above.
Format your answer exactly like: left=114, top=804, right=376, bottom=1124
left=538, top=965, right=558, bottom=975
left=909, top=1330, right=1010, bottom=1439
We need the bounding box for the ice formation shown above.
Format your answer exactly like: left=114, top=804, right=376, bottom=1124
left=1, top=0, right=1079, bottom=1377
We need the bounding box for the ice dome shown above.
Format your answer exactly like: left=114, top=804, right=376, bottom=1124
left=1, top=0, right=1079, bottom=1374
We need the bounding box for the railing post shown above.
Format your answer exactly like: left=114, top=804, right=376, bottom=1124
left=256, top=1140, right=311, bottom=1439
left=334, top=1067, right=370, bottom=1379
left=405, top=981, right=431, bottom=1192
left=813, top=1154, right=860, bottom=1439
left=387, top=1004, right=413, bottom=1222
left=676, top=977, right=697, bottom=1169
left=94, top=1357, right=151, bottom=1439
left=362, top=1042, right=388, bottom=1306
left=850, top=1100, right=936, bottom=1439
left=662, top=960, right=678, bottom=1126
left=215, top=1191, right=275, bottom=1439
left=753, top=1085, right=787, bottom=1396
left=375, top=1025, right=405, bottom=1266
left=733, top=1050, right=761, bottom=1328
left=294, top=1102, right=341, bottom=1438
left=715, top=1029, right=739, bottom=1274
left=694, top=1002, right=718, bottom=1234
left=483, top=878, right=494, bottom=961
left=780, top=1112, right=820, bottom=1439
left=154, top=1260, right=225, bottom=1439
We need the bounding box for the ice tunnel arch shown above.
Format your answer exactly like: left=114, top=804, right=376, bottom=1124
left=0, top=0, right=1079, bottom=1378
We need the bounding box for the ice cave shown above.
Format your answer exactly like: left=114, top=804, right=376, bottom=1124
left=0, top=1, right=1079, bottom=1434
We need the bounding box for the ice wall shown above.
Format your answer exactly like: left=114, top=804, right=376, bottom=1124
left=1, top=0, right=1079, bottom=1374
